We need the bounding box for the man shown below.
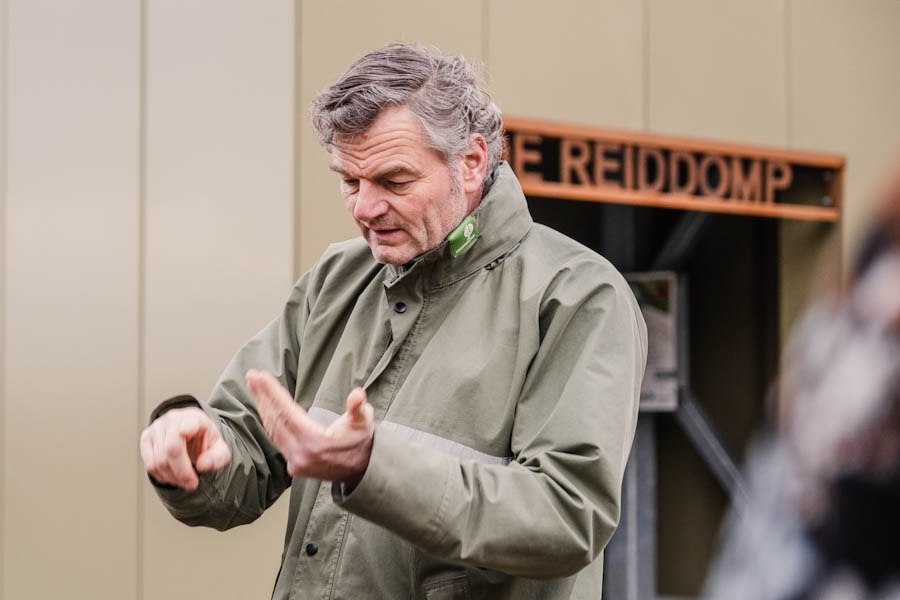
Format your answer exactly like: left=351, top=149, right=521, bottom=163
left=140, top=43, right=647, bottom=599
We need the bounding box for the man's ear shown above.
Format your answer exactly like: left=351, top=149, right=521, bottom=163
left=459, top=134, right=489, bottom=197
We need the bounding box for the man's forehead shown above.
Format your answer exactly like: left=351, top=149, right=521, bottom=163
left=332, top=105, right=428, bottom=149
left=330, top=132, right=420, bottom=163
left=330, top=130, right=441, bottom=177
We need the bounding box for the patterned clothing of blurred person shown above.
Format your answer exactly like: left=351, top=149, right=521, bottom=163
left=705, top=166, right=900, bottom=600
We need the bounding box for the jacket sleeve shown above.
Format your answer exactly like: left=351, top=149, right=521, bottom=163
left=335, top=266, right=648, bottom=578
left=150, top=275, right=310, bottom=531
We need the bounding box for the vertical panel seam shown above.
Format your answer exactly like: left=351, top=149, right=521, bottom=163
left=0, top=0, right=7, bottom=596
left=292, top=0, right=298, bottom=283
left=785, top=0, right=793, bottom=147
left=481, top=0, right=490, bottom=85
left=642, top=0, right=650, bottom=131
left=293, top=0, right=302, bottom=281
left=136, top=0, right=147, bottom=597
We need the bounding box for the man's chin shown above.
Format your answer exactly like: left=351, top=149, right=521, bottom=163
left=368, top=244, right=415, bottom=266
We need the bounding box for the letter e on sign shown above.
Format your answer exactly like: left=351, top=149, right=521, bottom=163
left=594, top=142, right=623, bottom=189
left=512, top=133, right=544, bottom=184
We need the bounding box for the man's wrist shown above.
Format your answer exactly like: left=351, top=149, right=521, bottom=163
left=340, top=431, right=375, bottom=491
left=148, top=394, right=202, bottom=424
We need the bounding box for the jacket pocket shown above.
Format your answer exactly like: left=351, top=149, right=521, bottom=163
left=423, top=575, right=470, bottom=600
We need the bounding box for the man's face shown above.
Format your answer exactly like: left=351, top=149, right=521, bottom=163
left=330, top=105, right=468, bottom=265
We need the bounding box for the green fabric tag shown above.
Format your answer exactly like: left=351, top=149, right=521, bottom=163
left=447, top=216, right=478, bottom=258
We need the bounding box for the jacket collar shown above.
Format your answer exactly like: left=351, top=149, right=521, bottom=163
left=384, top=161, right=533, bottom=290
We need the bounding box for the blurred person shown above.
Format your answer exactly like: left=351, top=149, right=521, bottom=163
left=705, top=163, right=900, bottom=599
left=139, top=43, right=646, bottom=599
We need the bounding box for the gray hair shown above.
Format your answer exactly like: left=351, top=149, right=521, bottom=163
left=310, top=43, right=505, bottom=178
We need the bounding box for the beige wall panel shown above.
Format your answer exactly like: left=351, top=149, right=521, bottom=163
left=3, top=1, right=140, bottom=598
left=143, top=2, right=294, bottom=599
left=488, top=0, right=644, bottom=129
left=648, top=0, right=788, bottom=145
left=297, top=0, right=484, bottom=274
left=789, top=0, right=900, bottom=261
left=0, top=0, right=6, bottom=593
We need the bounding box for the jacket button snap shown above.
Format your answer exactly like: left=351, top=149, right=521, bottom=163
left=393, top=302, right=407, bottom=314
left=305, top=542, right=318, bottom=556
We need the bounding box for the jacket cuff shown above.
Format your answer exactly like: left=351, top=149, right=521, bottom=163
left=148, top=394, right=203, bottom=423
left=146, top=395, right=202, bottom=492
left=149, top=424, right=238, bottom=521
left=150, top=470, right=220, bottom=519
left=332, top=425, right=453, bottom=549
left=145, top=394, right=229, bottom=517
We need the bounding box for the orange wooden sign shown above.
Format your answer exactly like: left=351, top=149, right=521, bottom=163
left=504, top=117, right=844, bottom=222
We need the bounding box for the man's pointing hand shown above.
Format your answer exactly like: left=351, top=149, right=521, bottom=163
left=245, top=369, right=375, bottom=486
left=140, top=407, right=231, bottom=490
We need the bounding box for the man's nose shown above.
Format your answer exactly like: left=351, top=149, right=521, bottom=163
left=353, top=180, right=388, bottom=223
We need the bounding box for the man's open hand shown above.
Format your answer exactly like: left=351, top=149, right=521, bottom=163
left=245, top=369, right=375, bottom=486
left=140, top=407, right=232, bottom=490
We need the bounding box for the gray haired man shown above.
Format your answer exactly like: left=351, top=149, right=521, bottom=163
left=140, top=43, right=647, bottom=599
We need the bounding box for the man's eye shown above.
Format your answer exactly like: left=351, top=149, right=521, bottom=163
left=385, top=180, right=412, bottom=190
left=342, top=179, right=359, bottom=191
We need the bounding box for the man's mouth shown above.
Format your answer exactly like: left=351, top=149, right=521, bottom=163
left=369, top=227, right=403, bottom=243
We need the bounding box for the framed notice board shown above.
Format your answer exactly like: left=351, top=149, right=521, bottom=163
left=626, top=272, right=687, bottom=412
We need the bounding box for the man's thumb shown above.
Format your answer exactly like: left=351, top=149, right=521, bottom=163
left=346, top=388, right=370, bottom=424
left=195, top=439, right=231, bottom=472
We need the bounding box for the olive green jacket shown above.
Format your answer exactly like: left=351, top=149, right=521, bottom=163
left=152, top=162, right=647, bottom=599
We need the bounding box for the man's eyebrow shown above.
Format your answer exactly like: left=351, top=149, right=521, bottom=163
left=378, top=166, right=418, bottom=179
left=329, top=164, right=419, bottom=179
